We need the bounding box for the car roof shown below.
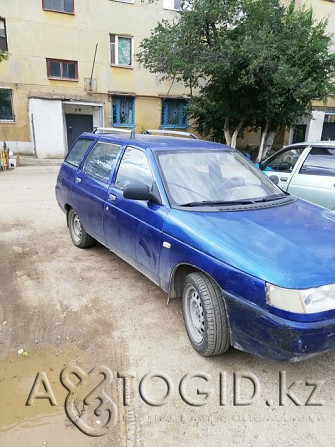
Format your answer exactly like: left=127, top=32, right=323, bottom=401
left=80, top=132, right=232, bottom=152
left=284, top=141, right=335, bottom=148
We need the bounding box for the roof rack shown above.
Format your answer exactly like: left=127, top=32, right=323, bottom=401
left=93, top=127, right=135, bottom=139
left=146, top=129, right=198, bottom=139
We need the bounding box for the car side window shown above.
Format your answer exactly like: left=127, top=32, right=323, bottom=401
left=266, top=147, right=306, bottom=172
left=65, top=138, right=93, bottom=167
left=82, top=141, right=121, bottom=183
left=115, top=147, right=153, bottom=190
left=299, top=147, right=335, bottom=177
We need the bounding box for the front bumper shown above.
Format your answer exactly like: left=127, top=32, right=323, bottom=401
left=225, top=292, right=335, bottom=362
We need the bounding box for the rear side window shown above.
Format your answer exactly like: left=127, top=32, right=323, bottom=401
left=83, top=141, right=121, bottom=183
left=66, top=138, right=93, bottom=167
left=299, top=147, right=335, bottom=177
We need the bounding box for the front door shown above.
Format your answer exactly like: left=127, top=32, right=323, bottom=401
left=104, top=146, right=168, bottom=284
left=66, top=114, right=93, bottom=150
left=263, top=146, right=308, bottom=190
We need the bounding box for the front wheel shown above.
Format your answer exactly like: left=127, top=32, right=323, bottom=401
left=182, top=272, right=230, bottom=356
left=68, top=208, right=95, bottom=249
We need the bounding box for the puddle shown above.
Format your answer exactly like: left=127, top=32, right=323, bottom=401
left=0, top=345, right=123, bottom=446
left=0, top=346, right=79, bottom=432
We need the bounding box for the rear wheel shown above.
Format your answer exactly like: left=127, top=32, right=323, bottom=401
left=68, top=208, right=95, bottom=249
left=182, top=272, right=230, bottom=356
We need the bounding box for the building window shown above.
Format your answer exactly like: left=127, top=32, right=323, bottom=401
left=42, top=0, right=74, bottom=13
left=161, top=99, right=188, bottom=129
left=163, top=0, right=181, bottom=10
left=110, top=34, right=133, bottom=67
left=0, top=89, right=14, bottom=121
left=111, top=96, right=135, bottom=127
left=0, top=18, right=7, bottom=51
left=46, top=59, right=78, bottom=80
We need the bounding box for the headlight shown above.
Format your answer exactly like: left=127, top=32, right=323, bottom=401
left=266, top=283, right=335, bottom=314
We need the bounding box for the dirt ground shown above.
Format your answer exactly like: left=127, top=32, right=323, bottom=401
left=1, top=165, right=335, bottom=447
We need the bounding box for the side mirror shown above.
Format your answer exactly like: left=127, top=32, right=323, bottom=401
left=123, top=184, right=150, bottom=201
left=269, top=175, right=279, bottom=185
left=123, top=183, right=161, bottom=205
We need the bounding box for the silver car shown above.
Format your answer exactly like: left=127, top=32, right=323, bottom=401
left=260, top=142, right=335, bottom=210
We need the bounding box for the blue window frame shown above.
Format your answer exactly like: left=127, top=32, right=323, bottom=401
left=111, top=96, right=135, bottom=127
left=161, top=99, right=188, bottom=129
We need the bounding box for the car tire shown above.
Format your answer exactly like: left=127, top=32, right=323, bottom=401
left=182, top=272, right=230, bottom=356
left=68, top=208, right=96, bottom=249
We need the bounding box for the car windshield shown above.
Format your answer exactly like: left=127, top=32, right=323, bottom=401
left=157, top=149, right=284, bottom=206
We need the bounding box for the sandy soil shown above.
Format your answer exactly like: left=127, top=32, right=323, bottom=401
left=1, top=165, right=335, bottom=446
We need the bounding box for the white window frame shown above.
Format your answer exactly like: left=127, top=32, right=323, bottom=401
left=163, top=0, right=181, bottom=10
left=0, top=18, right=8, bottom=51
left=110, top=34, right=134, bottom=67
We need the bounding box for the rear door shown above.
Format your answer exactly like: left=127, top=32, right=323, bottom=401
left=288, top=146, right=335, bottom=210
left=72, top=140, right=122, bottom=244
left=56, top=137, right=94, bottom=212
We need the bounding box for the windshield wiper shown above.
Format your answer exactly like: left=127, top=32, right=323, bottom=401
left=180, top=199, right=255, bottom=207
left=180, top=194, right=287, bottom=207
left=251, top=194, right=287, bottom=203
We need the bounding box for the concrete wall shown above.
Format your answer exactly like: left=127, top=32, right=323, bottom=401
left=29, top=99, right=65, bottom=158
left=289, top=0, right=335, bottom=50
left=306, top=110, right=326, bottom=141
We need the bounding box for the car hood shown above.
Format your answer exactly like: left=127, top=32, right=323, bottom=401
left=163, top=199, right=335, bottom=289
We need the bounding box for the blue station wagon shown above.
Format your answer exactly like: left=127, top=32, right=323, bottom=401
left=56, top=129, right=335, bottom=362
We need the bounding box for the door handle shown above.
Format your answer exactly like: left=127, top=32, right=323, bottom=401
left=280, top=177, right=288, bottom=182
left=109, top=193, right=116, bottom=201
left=75, top=177, right=81, bottom=183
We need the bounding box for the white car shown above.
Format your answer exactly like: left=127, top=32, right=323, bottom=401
left=260, top=141, right=335, bottom=210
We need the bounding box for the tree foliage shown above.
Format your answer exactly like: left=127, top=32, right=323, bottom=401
left=138, top=0, right=335, bottom=157
left=0, top=50, right=8, bottom=62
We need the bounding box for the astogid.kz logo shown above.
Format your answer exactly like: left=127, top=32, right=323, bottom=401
left=26, top=365, right=118, bottom=437
left=25, top=367, right=325, bottom=437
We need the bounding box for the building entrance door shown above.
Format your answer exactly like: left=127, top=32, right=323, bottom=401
left=66, top=114, right=93, bottom=151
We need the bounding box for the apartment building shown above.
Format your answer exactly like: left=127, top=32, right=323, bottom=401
left=0, top=0, right=334, bottom=157
left=0, top=0, right=188, bottom=158
left=282, top=0, right=335, bottom=143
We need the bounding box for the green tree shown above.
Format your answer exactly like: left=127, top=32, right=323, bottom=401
left=138, top=0, right=335, bottom=158
left=0, top=50, right=8, bottom=62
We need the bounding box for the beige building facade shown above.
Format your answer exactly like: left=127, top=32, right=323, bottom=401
left=0, top=0, right=188, bottom=158
left=283, top=0, right=335, bottom=144
left=0, top=0, right=334, bottom=157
